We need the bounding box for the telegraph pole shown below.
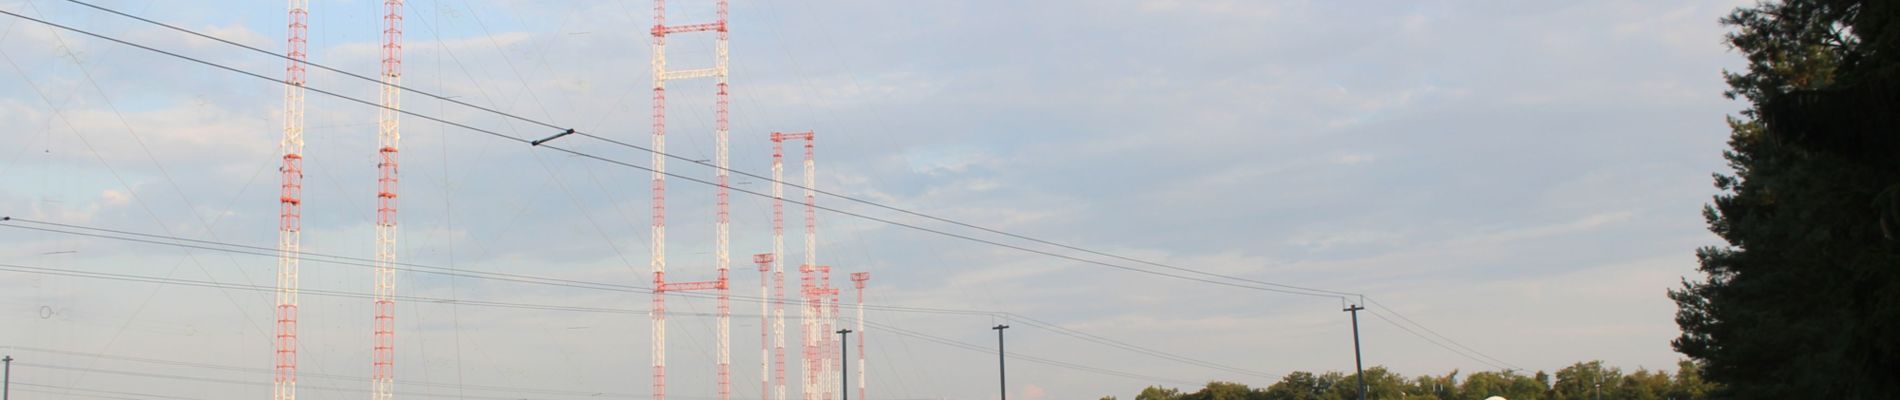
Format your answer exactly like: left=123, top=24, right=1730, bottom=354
left=1344, top=304, right=1366, bottom=400
left=993, top=324, right=1009, bottom=400
left=4, top=354, right=13, bottom=400
left=837, top=329, right=852, bottom=400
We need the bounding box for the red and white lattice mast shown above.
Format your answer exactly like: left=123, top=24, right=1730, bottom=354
left=371, top=1, right=404, bottom=400
left=771, top=131, right=817, bottom=400
left=754, top=253, right=775, bottom=400
left=651, top=1, right=731, bottom=400
left=822, top=266, right=839, bottom=400
left=274, top=0, right=308, bottom=399
left=850, top=272, right=868, bottom=400
left=767, top=131, right=788, bottom=400
left=799, top=264, right=836, bottom=400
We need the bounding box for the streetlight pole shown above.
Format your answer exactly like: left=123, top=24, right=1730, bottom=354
left=993, top=324, right=1009, bottom=400
left=837, top=329, right=853, bottom=400
left=1344, top=304, right=1367, bottom=400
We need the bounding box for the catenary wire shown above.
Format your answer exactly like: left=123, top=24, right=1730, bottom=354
left=54, top=0, right=1354, bottom=300
left=0, top=223, right=1291, bottom=378
left=2, top=5, right=1519, bottom=372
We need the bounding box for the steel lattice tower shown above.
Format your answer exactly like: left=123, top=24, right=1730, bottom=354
left=753, top=253, right=774, bottom=400
left=798, top=264, right=837, bottom=400
left=850, top=272, right=868, bottom=400
left=771, top=131, right=817, bottom=400
left=822, top=266, right=838, bottom=400
left=371, top=1, right=404, bottom=400
left=651, top=1, right=731, bottom=399
left=274, top=1, right=308, bottom=400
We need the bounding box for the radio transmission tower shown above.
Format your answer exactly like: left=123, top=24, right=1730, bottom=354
left=371, top=1, right=404, bottom=400
left=823, top=266, right=839, bottom=400
left=650, top=1, right=731, bottom=399
left=850, top=272, right=868, bottom=400
left=274, top=1, right=308, bottom=400
left=754, top=253, right=775, bottom=400
left=771, top=131, right=818, bottom=400
left=799, top=264, right=838, bottom=400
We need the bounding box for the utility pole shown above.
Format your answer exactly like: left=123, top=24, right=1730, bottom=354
left=993, top=324, right=1009, bottom=400
left=4, top=355, right=12, bottom=400
left=1344, top=304, right=1366, bottom=400
left=837, top=329, right=852, bottom=400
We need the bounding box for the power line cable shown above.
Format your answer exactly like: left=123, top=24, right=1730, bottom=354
left=7, top=346, right=633, bottom=398
left=863, top=319, right=1198, bottom=386
left=0, top=220, right=988, bottom=316
left=0, top=223, right=1290, bottom=379
left=1364, top=297, right=1522, bottom=371
left=52, top=0, right=1353, bottom=300
left=1362, top=308, right=1510, bottom=371
left=1007, top=314, right=1277, bottom=379
left=2, top=5, right=1519, bottom=371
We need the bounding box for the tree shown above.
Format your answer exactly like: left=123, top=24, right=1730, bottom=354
left=1262, top=371, right=1340, bottom=400
left=1614, top=368, right=1673, bottom=400
left=1181, top=381, right=1258, bottom=400
left=1461, top=370, right=1546, bottom=400
left=1666, top=360, right=1715, bottom=400
left=1324, top=367, right=1405, bottom=400
left=1672, top=0, right=1900, bottom=398
left=1551, top=361, right=1621, bottom=400
left=1136, top=386, right=1185, bottom=400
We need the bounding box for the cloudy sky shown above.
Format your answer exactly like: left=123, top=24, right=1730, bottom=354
left=0, top=0, right=1751, bottom=399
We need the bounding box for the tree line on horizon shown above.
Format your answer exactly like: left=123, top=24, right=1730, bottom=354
left=1101, top=361, right=1713, bottom=400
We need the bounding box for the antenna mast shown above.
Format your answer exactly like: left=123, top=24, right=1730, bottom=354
left=371, top=1, right=404, bottom=400
left=274, top=0, right=308, bottom=399
left=651, top=1, right=731, bottom=399
left=772, top=131, right=817, bottom=400
left=851, top=272, right=868, bottom=400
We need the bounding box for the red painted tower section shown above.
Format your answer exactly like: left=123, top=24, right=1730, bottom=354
left=755, top=253, right=775, bottom=400
left=371, top=1, right=404, bottom=400
left=651, top=1, right=731, bottom=400
left=772, top=131, right=819, bottom=400
left=851, top=272, right=868, bottom=400
left=275, top=1, right=308, bottom=399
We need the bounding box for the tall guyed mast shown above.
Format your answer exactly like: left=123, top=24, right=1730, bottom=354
left=827, top=269, right=840, bottom=400
left=798, top=264, right=836, bottom=400
left=850, top=273, right=868, bottom=400
left=371, top=1, right=404, bottom=400
left=651, top=1, right=731, bottom=399
left=821, top=266, right=836, bottom=400
left=754, top=253, right=774, bottom=400
left=802, top=135, right=826, bottom=400
left=770, top=136, right=786, bottom=400
left=771, top=131, right=816, bottom=400
left=274, top=1, right=308, bottom=400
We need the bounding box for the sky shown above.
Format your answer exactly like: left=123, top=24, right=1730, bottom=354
left=0, top=0, right=1753, bottom=399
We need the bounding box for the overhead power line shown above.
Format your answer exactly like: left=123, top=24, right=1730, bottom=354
left=0, top=5, right=1520, bottom=372
left=0, top=218, right=981, bottom=316
left=864, top=320, right=1199, bottom=386
left=0, top=220, right=1289, bottom=377
left=1364, top=298, right=1522, bottom=371
left=50, top=0, right=1351, bottom=300
left=7, top=346, right=635, bottom=398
